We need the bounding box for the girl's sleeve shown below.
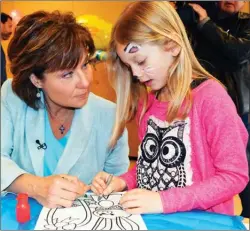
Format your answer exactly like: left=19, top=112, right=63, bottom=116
left=119, top=165, right=137, bottom=190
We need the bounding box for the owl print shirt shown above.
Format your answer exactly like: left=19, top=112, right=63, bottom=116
left=137, top=116, right=192, bottom=191
left=120, top=79, right=249, bottom=215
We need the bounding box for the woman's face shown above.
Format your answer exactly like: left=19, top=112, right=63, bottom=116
left=38, top=54, right=93, bottom=109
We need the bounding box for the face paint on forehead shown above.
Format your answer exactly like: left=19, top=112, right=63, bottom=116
left=124, top=42, right=141, bottom=53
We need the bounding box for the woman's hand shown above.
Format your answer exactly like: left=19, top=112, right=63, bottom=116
left=31, top=174, right=90, bottom=208
left=91, top=171, right=127, bottom=195
left=119, top=188, right=163, bottom=214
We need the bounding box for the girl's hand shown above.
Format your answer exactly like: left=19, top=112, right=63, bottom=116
left=119, top=188, right=163, bottom=214
left=91, top=171, right=127, bottom=195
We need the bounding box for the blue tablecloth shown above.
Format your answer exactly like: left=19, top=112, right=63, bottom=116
left=1, top=193, right=247, bottom=230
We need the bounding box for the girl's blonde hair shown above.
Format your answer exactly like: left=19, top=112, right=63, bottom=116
left=109, top=1, right=217, bottom=148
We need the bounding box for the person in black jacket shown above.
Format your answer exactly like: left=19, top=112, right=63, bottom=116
left=1, top=13, right=13, bottom=86
left=187, top=1, right=250, bottom=218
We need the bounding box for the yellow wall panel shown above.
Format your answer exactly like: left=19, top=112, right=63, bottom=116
left=12, top=1, right=74, bottom=15
left=72, top=1, right=129, bottom=23
left=2, top=1, right=130, bottom=23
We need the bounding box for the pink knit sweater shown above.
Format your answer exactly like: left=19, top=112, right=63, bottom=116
left=120, top=79, right=249, bottom=215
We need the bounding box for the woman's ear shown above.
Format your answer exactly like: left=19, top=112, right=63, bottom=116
left=29, top=74, right=43, bottom=88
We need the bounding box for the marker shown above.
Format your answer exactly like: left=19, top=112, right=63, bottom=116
left=98, top=174, right=114, bottom=201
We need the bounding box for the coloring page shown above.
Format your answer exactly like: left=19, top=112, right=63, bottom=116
left=34, top=192, right=147, bottom=230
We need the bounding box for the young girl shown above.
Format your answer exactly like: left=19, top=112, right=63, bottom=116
left=91, top=1, right=249, bottom=215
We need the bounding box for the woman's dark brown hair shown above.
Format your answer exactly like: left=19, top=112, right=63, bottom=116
left=8, top=11, right=95, bottom=109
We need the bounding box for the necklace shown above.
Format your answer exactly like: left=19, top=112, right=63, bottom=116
left=47, top=108, right=73, bottom=135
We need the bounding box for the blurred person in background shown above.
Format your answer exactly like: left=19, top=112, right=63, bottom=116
left=1, top=12, right=13, bottom=86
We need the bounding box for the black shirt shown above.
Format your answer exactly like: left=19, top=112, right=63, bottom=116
left=1, top=45, right=7, bottom=86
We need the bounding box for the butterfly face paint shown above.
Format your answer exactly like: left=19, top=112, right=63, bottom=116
left=124, top=43, right=141, bottom=54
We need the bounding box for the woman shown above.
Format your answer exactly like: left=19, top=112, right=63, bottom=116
left=1, top=11, right=129, bottom=208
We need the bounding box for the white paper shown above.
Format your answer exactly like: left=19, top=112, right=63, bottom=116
left=34, top=192, right=148, bottom=230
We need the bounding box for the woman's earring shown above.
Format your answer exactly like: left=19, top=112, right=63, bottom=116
left=36, top=88, right=41, bottom=98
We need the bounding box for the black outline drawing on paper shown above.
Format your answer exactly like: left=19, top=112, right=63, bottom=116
left=41, top=193, right=141, bottom=230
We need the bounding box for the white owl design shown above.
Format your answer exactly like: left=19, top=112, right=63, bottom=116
left=137, top=116, right=192, bottom=191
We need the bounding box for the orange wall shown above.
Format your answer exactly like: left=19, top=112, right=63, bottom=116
left=242, top=2, right=250, bottom=13
left=91, top=62, right=140, bottom=158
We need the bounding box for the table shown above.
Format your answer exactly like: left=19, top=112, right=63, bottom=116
left=1, top=193, right=247, bottom=230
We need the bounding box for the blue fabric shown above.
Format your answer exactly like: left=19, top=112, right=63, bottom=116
left=44, top=111, right=70, bottom=176
left=1, top=193, right=247, bottom=230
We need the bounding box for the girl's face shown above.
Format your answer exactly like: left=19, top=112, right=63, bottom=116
left=116, top=42, right=176, bottom=91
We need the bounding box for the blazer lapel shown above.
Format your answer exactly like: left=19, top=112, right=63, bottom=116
left=54, top=97, right=95, bottom=175
left=26, top=96, right=46, bottom=176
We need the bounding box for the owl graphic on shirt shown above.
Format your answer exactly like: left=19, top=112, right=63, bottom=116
left=137, top=116, right=193, bottom=191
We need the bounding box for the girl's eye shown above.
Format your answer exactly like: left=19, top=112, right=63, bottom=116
left=138, top=59, right=146, bottom=66
left=62, top=71, right=73, bottom=79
